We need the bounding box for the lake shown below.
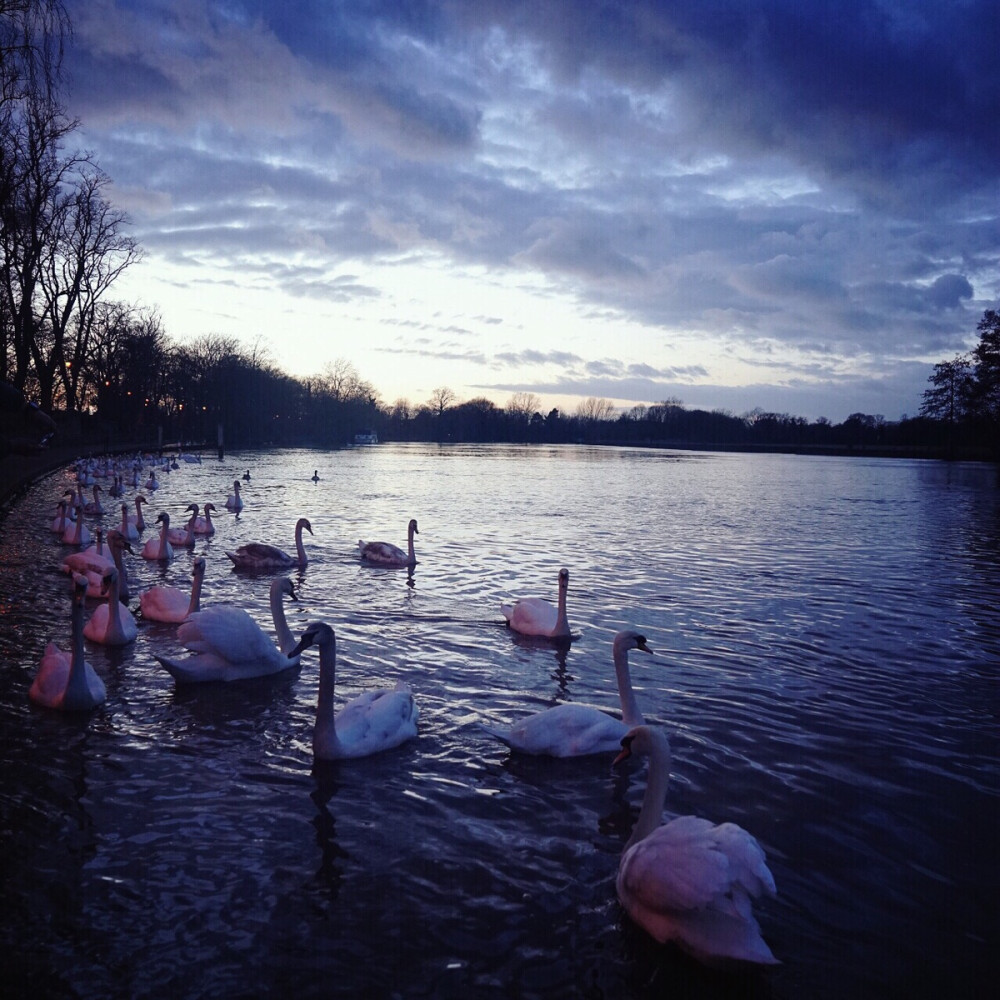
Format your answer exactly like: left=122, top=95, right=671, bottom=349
left=0, top=443, right=997, bottom=999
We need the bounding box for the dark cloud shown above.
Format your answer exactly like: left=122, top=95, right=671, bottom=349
left=56, top=0, right=1000, bottom=421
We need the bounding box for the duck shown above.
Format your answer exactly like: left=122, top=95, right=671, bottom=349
left=225, top=480, right=243, bottom=512
left=226, top=517, right=313, bottom=570
left=613, top=726, right=779, bottom=966
left=28, top=575, right=106, bottom=711
left=501, top=567, right=572, bottom=638
left=288, top=620, right=419, bottom=759
left=192, top=502, right=216, bottom=535
left=141, top=512, right=175, bottom=561
left=83, top=484, right=105, bottom=515
left=127, top=494, right=148, bottom=534
left=154, top=577, right=301, bottom=684
left=483, top=630, right=653, bottom=756
left=165, top=504, right=198, bottom=547
left=83, top=568, right=137, bottom=646
left=358, top=518, right=418, bottom=568
left=140, top=556, right=207, bottom=623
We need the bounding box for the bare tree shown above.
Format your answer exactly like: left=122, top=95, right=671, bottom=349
left=506, top=391, right=540, bottom=421
left=575, top=396, right=615, bottom=421
left=429, top=385, right=456, bottom=417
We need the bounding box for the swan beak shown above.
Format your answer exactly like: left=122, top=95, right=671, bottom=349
left=636, top=637, right=653, bottom=655
left=613, top=745, right=633, bottom=766
left=288, top=634, right=312, bottom=658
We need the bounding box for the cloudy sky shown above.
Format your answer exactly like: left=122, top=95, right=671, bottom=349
left=59, top=0, right=999, bottom=422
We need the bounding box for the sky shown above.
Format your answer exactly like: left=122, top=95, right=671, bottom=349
left=57, top=0, right=1000, bottom=423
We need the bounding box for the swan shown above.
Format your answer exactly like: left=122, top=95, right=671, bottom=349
left=83, top=484, right=105, bottom=515
left=127, top=495, right=148, bottom=533
left=243, top=469, right=251, bottom=481
left=166, top=504, right=198, bottom=547
left=108, top=474, right=123, bottom=498
left=226, top=517, right=313, bottom=570
left=192, top=502, right=216, bottom=535
left=119, top=502, right=139, bottom=543
left=289, top=621, right=419, bottom=760
left=61, top=528, right=112, bottom=576
left=613, top=726, right=779, bottom=966
left=154, top=577, right=300, bottom=683
left=29, top=575, right=106, bottom=711
left=140, top=556, right=207, bottom=623
left=502, top=567, right=571, bottom=638
left=141, top=512, right=175, bottom=561
left=483, top=630, right=653, bottom=756
left=83, top=568, right=137, bottom=646
left=62, top=503, right=91, bottom=547
left=225, top=480, right=243, bottom=512
left=145, top=471, right=159, bottom=490
left=74, top=529, right=134, bottom=601
left=358, top=518, right=418, bottom=568
left=311, top=470, right=319, bottom=482
left=50, top=497, right=72, bottom=533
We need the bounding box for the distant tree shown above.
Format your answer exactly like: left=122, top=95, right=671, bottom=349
left=920, top=354, right=972, bottom=424
left=429, top=385, right=456, bottom=417
left=969, top=310, right=1000, bottom=428
left=576, top=396, right=615, bottom=421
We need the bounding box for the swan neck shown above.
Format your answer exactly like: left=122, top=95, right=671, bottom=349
left=295, top=523, right=307, bottom=565
left=314, top=636, right=343, bottom=754
left=66, top=594, right=89, bottom=701
left=105, top=576, right=125, bottom=642
left=270, top=587, right=295, bottom=654
left=113, top=542, right=130, bottom=601
left=555, top=580, right=569, bottom=634
left=187, top=568, right=204, bottom=615
left=614, top=644, right=644, bottom=726
left=627, top=736, right=672, bottom=850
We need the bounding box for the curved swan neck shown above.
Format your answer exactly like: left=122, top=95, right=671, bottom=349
left=314, top=633, right=343, bottom=755
left=295, top=521, right=308, bottom=565
left=187, top=565, right=205, bottom=616
left=628, top=732, right=672, bottom=850
left=270, top=586, right=295, bottom=654
left=104, top=574, right=126, bottom=642
left=65, top=589, right=90, bottom=704
left=614, top=642, right=644, bottom=727
left=555, top=577, right=570, bottom=635
left=112, top=540, right=130, bottom=602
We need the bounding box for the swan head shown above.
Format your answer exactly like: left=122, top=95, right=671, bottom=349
left=297, top=517, right=313, bottom=535
left=271, top=577, right=298, bottom=601
left=156, top=512, right=170, bottom=527
left=614, top=629, right=653, bottom=656
left=409, top=518, right=419, bottom=534
left=288, top=621, right=333, bottom=658
left=136, top=495, right=147, bottom=505
left=203, top=502, right=216, bottom=513
left=186, top=503, right=199, bottom=514
left=192, top=556, right=206, bottom=577
left=614, top=724, right=669, bottom=767
left=107, top=529, right=133, bottom=555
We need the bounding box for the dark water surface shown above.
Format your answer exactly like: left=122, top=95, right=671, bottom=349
left=0, top=444, right=997, bottom=999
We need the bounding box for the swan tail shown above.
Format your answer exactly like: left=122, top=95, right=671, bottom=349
left=478, top=721, right=514, bottom=748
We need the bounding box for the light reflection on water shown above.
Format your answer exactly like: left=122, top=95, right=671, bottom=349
left=0, top=444, right=997, bottom=999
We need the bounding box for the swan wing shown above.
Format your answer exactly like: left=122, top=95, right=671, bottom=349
left=140, top=586, right=190, bottom=623
left=359, top=541, right=407, bottom=565
left=492, top=703, right=627, bottom=757
left=226, top=543, right=292, bottom=567
left=334, top=685, right=419, bottom=756
left=507, top=598, right=558, bottom=636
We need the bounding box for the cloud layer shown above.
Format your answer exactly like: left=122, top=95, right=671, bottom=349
left=59, top=0, right=1000, bottom=420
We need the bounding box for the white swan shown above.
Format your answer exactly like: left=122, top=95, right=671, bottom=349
left=83, top=568, right=137, bottom=646
left=289, top=621, right=419, bottom=759
left=29, top=575, right=106, bottom=711
left=141, top=512, right=175, bottom=561
left=61, top=528, right=111, bottom=576
left=119, top=502, right=139, bottom=543
left=192, top=502, right=216, bottom=535
left=614, top=726, right=779, bottom=966
left=140, top=556, right=207, bottom=623
left=145, top=471, right=159, bottom=490
left=226, top=517, right=313, bottom=570
left=127, top=495, right=148, bottom=533
left=50, top=497, right=72, bottom=533
left=75, top=529, right=133, bottom=601
left=483, top=630, right=652, bottom=756
left=225, top=480, right=243, bottom=512
left=62, top=502, right=91, bottom=547
left=358, top=518, right=418, bottom=568
left=154, top=577, right=300, bottom=683
left=166, top=504, right=198, bottom=547
left=501, top=567, right=571, bottom=638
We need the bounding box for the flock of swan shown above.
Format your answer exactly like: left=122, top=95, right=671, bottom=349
left=25, top=451, right=779, bottom=968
